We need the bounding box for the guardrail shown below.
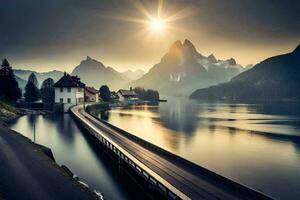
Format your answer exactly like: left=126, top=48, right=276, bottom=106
left=70, top=106, right=190, bottom=200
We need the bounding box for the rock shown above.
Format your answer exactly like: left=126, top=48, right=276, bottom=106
left=227, top=57, right=237, bottom=65
left=61, top=165, right=74, bottom=177
left=207, top=54, right=217, bottom=63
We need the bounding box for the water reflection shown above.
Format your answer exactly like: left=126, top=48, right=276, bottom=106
left=157, top=100, right=199, bottom=134
left=97, top=98, right=300, bottom=200
left=8, top=114, right=150, bottom=200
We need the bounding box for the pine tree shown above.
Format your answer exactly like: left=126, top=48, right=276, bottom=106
left=28, top=72, right=39, bottom=88
left=1, top=58, right=10, bottom=67
left=40, top=78, right=54, bottom=103
left=0, top=58, right=21, bottom=102
left=24, top=75, right=40, bottom=102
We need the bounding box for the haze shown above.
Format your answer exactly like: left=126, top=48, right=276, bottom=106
left=1, top=0, right=299, bottom=72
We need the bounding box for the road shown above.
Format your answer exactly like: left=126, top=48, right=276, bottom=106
left=71, top=105, right=273, bottom=200
left=0, top=124, right=96, bottom=200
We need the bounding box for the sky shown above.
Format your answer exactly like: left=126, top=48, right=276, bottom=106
left=0, top=0, right=300, bottom=72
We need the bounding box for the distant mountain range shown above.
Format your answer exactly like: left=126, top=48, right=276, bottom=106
left=13, top=69, right=64, bottom=90
left=190, top=45, right=300, bottom=101
left=12, top=39, right=252, bottom=94
left=133, top=39, right=250, bottom=95
left=13, top=57, right=145, bottom=91
left=71, top=56, right=129, bottom=90
left=122, top=69, right=144, bottom=81
left=14, top=76, right=27, bottom=91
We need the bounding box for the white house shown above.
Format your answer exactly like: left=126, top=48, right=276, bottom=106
left=117, top=89, right=138, bottom=102
left=54, top=73, right=85, bottom=112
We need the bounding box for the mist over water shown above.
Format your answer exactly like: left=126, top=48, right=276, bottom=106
left=98, top=98, right=300, bottom=200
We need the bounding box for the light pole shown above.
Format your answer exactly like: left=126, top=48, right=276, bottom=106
left=83, top=87, right=86, bottom=111
left=33, top=117, right=36, bottom=143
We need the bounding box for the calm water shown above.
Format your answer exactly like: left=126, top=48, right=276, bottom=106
left=8, top=114, right=151, bottom=200
left=96, top=98, right=300, bottom=200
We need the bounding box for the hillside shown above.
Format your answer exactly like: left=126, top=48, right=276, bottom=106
left=133, top=39, right=249, bottom=96
left=71, top=56, right=129, bottom=90
left=0, top=102, right=25, bottom=124
left=190, top=45, right=300, bottom=101
left=14, top=69, right=64, bottom=88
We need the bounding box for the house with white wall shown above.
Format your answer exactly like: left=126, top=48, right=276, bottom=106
left=117, top=89, right=138, bottom=102
left=54, top=73, right=85, bottom=112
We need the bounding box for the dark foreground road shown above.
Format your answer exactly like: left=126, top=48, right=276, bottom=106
left=0, top=124, right=96, bottom=200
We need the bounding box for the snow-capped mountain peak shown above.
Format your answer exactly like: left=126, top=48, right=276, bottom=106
left=133, top=39, right=252, bottom=95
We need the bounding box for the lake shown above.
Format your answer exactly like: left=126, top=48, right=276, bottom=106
left=96, top=98, right=300, bottom=200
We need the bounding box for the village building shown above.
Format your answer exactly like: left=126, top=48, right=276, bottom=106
left=53, top=73, right=85, bottom=112
left=110, top=91, right=119, bottom=100
left=85, top=86, right=99, bottom=102
left=117, top=89, right=138, bottom=101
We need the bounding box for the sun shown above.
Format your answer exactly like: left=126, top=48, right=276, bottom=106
left=150, top=18, right=165, bottom=32
left=112, top=0, right=195, bottom=38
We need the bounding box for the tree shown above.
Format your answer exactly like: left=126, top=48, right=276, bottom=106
left=133, top=87, right=159, bottom=101
left=133, top=87, right=146, bottom=99
left=99, top=85, right=111, bottom=102
left=1, top=58, right=10, bottom=67
left=148, top=89, right=159, bottom=101
left=0, top=58, right=21, bottom=102
left=40, top=78, right=54, bottom=103
left=28, top=72, right=39, bottom=88
left=24, top=75, right=40, bottom=102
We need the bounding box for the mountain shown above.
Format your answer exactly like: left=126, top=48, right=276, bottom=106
left=71, top=56, right=129, bottom=90
left=14, top=76, right=27, bottom=91
left=190, top=45, right=300, bottom=101
left=106, top=66, right=129, bottom=81
left=14, top=69, right=64, bottom=87
left=122, top=69, right=144, bottom=80
left=133, top=39, right=249, bottom=96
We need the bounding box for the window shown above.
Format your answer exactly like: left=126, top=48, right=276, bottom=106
left=67, top=98, right=71, bottom=103
left=67, top=88, right=71, bottom=93
left=60, top=88, right=63, bottom=92
left=78, top=88, right=83, bottom=92
left=59, top=98, right=63, bottom=103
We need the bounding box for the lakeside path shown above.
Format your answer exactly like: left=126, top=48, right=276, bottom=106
left=0, top=124, right=96, bottom=200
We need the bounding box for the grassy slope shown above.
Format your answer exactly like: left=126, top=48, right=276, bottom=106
left=0, top=101, right=25, bottom=124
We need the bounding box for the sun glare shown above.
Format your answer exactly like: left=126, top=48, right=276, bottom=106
left=150, top=18, right=165, bottom=32
left=111, top=0, right=195, bottom=39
